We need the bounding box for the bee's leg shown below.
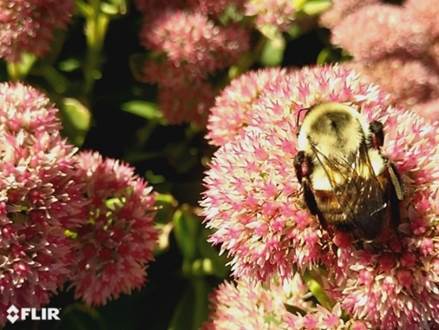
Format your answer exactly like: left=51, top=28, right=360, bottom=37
left=303, top=179, right=327, bottom=229
left=294, top=152, right=327, bottom=229
left=369, top=120, right=384, bottom=148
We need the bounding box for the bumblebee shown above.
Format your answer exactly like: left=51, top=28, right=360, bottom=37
left=293, top=102, right=403, bottom=240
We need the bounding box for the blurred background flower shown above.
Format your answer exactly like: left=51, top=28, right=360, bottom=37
left=0, top=0, right=74, bottom=62
left=325, top=0, right=439, bottom=120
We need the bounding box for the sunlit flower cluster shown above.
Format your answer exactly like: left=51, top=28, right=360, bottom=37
left=327, top=1, right=439, bottom=118
left=0, top=0, right=74, bottom=62
left=202, top=65, right=439, bottom=329
left=204, top=274, right=369, bottom=330
left=207, top=68, right=288, bottom=146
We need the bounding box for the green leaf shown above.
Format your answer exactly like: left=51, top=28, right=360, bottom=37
left=173, top=208, right=201, bottom=261
left=317, top=48, right=332, bottom=65
left=292, top=0, right=307, bottom=10
left=259, top=35, right=286, bottom=67
left=122, top=101, right=163, bottom=121
left=286, top=24, right=303, bottom=39
left=6, top=53, right=36, bottom=80
left=198, top=229, right=229, bottom=278
left=302, top=0, right=332, bottom=16
left=155, top=193, right=177, bottom=224
left=164, top=143, right=199, bottom=174
left=59, top=58, right=81, bottom=72
left=55, top=303, right=106, bottom=330
left=168, top=279, right=209, bottom=330
left=60, top=98, right=92, bottom=146
left=168, top=287, right=194, bottom=330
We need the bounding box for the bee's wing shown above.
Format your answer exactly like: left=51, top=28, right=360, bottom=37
left=310, top=143, right=362, bottom=221
left=311, top=143, right=387, bottom=226
left=387, top=163, right=404, bottom=200
left=385, top=162, right=404, bottom=229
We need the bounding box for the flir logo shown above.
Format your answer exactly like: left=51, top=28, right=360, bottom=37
left=6, top=305, right=61, bottom=324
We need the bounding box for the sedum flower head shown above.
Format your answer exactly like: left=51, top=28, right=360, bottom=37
left=187, top=0, right=244, bottom=16
left=70, top=152, right=157, bottom=306
left=202, top=65, right=439, bottom=328
left=204, top=274, right=368, bottom=330
left=405, top=0, right=439, bottom=40
left=320, top=0, right=379, bottom=29
left=245, top=0, right=296, bottom=32
left=0, top=0, right=74, bottom=62
left=158, top=82, right=215, bottom=126
left=202, top=66, right=389, bottom=281
left=350, top=57, right=439, bottom=107
left=332, top=4, right=429, bottom=62
left=412, top=99, right=439, bottom=122
left=140, top=10, right=250, bottom=84
left=0, top=83, right=85, bottom=323
left=207, top=68, right=289, bottom=146
left=325, top=110, right=439, bottom=328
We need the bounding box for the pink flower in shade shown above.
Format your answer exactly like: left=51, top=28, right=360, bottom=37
left=187, top=0, right=244, bottom=16
left=0, top=83, right=86, bottom=229
left=134, top=0, right=186, bottom=16
left=140, top=10, right=250, bottom=83
left=206, top=68, right=289, bottom=146
left=245, top=0, right=295, bottom=32
left=158, top=82, right=215, bottom=126
left=203, top=274, right=368, bottom=330
left=202, top=65, right=439, bottom=328
left=350, top=57, right=439, bottom=107
left=332, top=4, right=429, bottom=62
left=319, top=0, right=379, bottom=29
left=405, top=0, right=439, bottom=40
left=0, top=0, right=74, bottom=62
left=428, top=40, right=439, bottom=71
left=70, top=152, right=157, bottom=306
left=412, top=99, right=439, bottom=122
left=0, top=83, right=86, bottom=323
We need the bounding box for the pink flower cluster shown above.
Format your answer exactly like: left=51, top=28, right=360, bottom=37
left=206, top=68, right=288, bottom=146
left=204, top=274, right=369, bottom=330
left=0, top=83, right=157, bottom=323
left=244, top=0, right=296, bottom=32
left=326, top=0, right=439, bottom=120
left=0, top=0, right=74, bottom=62
left=71, top=152, right=157, bottom=306
left=137, top=1, right=250, bottom=125
left=202, top=65, right=439, bottom=329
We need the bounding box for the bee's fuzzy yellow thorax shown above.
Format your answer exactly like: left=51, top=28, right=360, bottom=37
left=297, top=102, right=370, bottom=159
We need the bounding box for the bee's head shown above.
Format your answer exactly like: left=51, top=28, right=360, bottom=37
left=297, top=103, right=369, bottom=159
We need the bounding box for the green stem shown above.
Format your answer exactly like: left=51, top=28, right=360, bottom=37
left=192, top=278, right=208, bottom=330
left=83, top=0, right=109, bottom=95
left=302, top=269, right=334, bottom=310
left=6, top=62, right=21, bottom=81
